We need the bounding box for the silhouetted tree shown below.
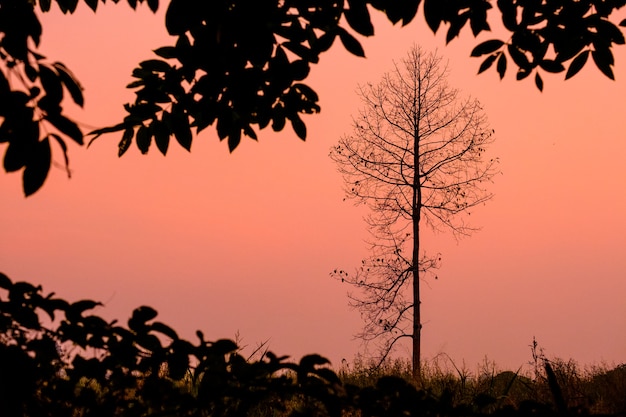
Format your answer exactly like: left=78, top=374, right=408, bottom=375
left=330, top=45, right=499, bottom=383
left=1, top=0, right=624, bottom=195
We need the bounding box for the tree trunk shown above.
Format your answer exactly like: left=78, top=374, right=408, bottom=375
left=412, top=226, right=421, bottom=384
left=412, top=71, right=423, bottom=385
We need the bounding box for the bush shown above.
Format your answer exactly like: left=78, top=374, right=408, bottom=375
left=1, top=272, right=623, bottom=417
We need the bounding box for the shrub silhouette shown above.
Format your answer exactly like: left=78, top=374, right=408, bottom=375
left=1, top=272, right=622, bottom=417
left=0, top=272, right=346, bottom=416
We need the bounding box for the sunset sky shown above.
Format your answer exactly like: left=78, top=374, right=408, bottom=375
left=1, top=4, right=625, bottom=372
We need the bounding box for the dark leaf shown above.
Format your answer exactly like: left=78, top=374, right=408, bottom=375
left=52, top=62, right=84, bottom=107
left=39, top=64, right=63, bottom=106
left=338, top=27, right=365, bottom=57
left=29, top=7, right=43, bottom=46
left=478, top=54, right=497, bottom=74
left=290, top=60, right=310, bottom=81
left=25, top=63, right=38, bottom=82
left=512, top=30, right=542, bottom=56
left=227, top=128, right=242, bottom=152
left=39, top=0, right=52, bottom=12
left=211, top=339, right=238, bottom=355
left=471, top=39, right=505, bottom=57
left=312, top=31, right=336, bottom=53
left=446, top=13, right=469, bottom=44
left=85, top=0, right=98, bottom=11
left=126, top=80, right=144, bottom=88
left=242, top=124, right=257, bottom=140
left=139, top=59, right=171, bottom=73
left=345, top=0, right=374, bottom=36
left=135, top=333, right=162, bottom=352
left=125, top=102, right=161, bottom=123
left=150, top=321, right=178, bottom=340
left=29, top=86, right=41, bottom=99
left=0, top=272, right=12, bottom=289
left=50, top=133, right=71, bottom=178
left=45, top=114, right=83, bottom=145
left=565, top=51, right=589, bottom=80
left=153, top=46, right=177, bottom=59
left=300, top=354, right=330, bottom=369
left=66, top=300, right=102, bottom=322
left=315, top=367, right=341, bottom=384
left=423, top=0, right=444, bottom=33
left=172, top=109, right=192, bottom=151
left=153, top=119, right=170, bottom=155
left=3, top=118, right=38, bottom=172
left=131, top=306, right=158, bottom=324
left=12, top=307, right=41, bottom=329
left=384, top=0, right=419, bottom=25
left=399, top=0, right=420, bottom=25
left=516, top=69, right=532, bottom=80
left=283, top=42, right=318, bottom=63
left=272, top=105, right=286, bottom=132
left=507, top=44, right=531, bottom=69
left=30, top=50, right=46, bottom=61
left=136, top=124, right=152, bottom=154
left=497, top=53, right=507, bottom=79
left=118, top=127, right=134, bottom=157
left=4, top=141, right=27, bottom=173
left=293, top=83, right=320, bottom=103
left=147, top=0, right=159, bottom=12
left=592, top=48, right=615, bottom=79
left=621, top=19, right=626, bottom=27
left=469, top=1, right=492, bottom=35
left=594, top=19, right=625, bottom=45
left=497, top=0, right=517, bottom=30
left=539, top=60, right=565, bottom=73
left=290, top=114, right=307, bottom=140
left=136, top=87, right=171, bottom=104
left=23, top=138, right=51, bottom=197
left=535, top=73, right=544, bottom=91
left=165, top=0, right=193, bottom=35
left=61, top=0, right=79, bottom=13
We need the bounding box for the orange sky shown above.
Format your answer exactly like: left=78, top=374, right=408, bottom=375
left=1, top=4, right=625, bottom=372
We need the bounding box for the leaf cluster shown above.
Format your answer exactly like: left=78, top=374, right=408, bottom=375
left=0, top=1, right=88, bottom=195
left=1, top=0, right=625, bottom=196
left=88, top=0, right=428, bottom=155
left=0, top=0, right=159, bottom=196
left=470, top=0, right=626, bottom=89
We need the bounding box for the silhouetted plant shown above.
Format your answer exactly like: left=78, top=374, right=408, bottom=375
left=0, top=272, right=345, bottom=417
left=2, top=0, right=625, bottom=195
left=2, top=272, right=623, bottom=417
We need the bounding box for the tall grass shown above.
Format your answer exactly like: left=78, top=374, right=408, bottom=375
left=336, top=351, right=626, bottom=415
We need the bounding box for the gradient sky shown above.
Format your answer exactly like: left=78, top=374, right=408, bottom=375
left=1, top=4, right=625, bottom=373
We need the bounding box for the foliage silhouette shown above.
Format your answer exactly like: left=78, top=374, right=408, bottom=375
left=1, top=271, right=621, bottom=416
left=0, top=272, right=348, bottom=417
left=1, top=0, right=624, bottom=195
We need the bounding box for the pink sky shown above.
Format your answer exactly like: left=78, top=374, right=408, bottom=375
left=1, top=4, right=625, bottom=373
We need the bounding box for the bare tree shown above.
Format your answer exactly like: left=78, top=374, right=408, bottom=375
left=330, top=45, right=499, bottom=383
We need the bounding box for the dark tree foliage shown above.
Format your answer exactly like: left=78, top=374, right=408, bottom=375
left=1, top=0, right=625, bottom=196
left=0, top=271, right=611, bottom=416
